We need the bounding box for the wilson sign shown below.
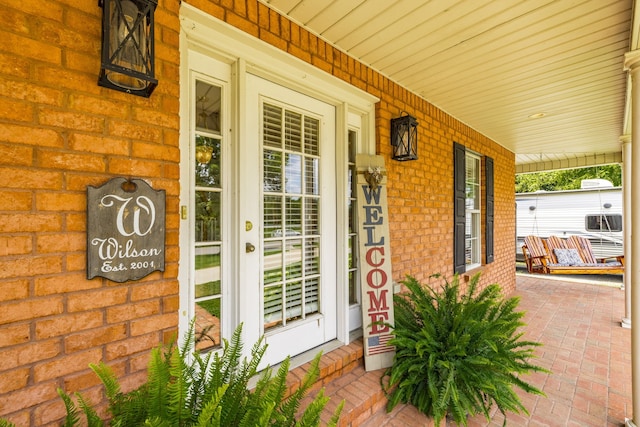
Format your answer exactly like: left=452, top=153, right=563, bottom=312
left=87, top=177, right=165, bottom=282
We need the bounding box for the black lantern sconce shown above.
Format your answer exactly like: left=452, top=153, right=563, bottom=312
left=98, top=0, right=158, bottom=97
left=390, top=112, right=418, bottom=161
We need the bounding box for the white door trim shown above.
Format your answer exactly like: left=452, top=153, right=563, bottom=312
left=179, top=3, right=378, bottom=350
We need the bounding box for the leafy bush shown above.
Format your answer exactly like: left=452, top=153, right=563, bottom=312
left=383, top=274, right=547, bottom=426
left=52, top=323, right=342, bottom=427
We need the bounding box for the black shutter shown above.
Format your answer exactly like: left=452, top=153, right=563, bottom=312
left=453, top=142, right=466, bottom=274
left=485, top=156, right=494, bottom=264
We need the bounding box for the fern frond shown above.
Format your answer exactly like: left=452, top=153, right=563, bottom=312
left=217, top=324, right=262, bottom=426
left=114, top=390, right=151, bottom=426
left=143, top=416, right=171, bottom=427
left=195, top=384, right=228, bottom=427
left=146, top=346, right=171, bottom=421
left=296, top=389, right=328, bottom=427
left=167, top=344, right=191, bottom=424
left=325, top=399, right=344, bottom=427
left=239, top=400, right=275, bottom=427
left=220, top=324, right=244, bottom=382
left=57, top=388, right=81, bottom=427
left=76, top=392, right=104, bottom=427
left=89, top=362, right=121, bottom=401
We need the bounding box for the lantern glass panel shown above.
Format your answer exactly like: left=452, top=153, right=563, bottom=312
left=106, top=0, right=148, bottom=89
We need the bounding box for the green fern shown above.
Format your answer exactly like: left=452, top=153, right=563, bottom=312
left=383, top=273, right=548, bottom=426
left=194, top=383, right=228, bottom=426
left=46, top=321, right=340, bottom=427
left=76, top=393, right=104, bottom=427
left=56, top=388, right=104, bottom=427
left=57, top=388, right=81, bottom=427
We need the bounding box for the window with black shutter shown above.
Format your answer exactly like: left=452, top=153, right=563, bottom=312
left=453, top=142, right=494, bottom=274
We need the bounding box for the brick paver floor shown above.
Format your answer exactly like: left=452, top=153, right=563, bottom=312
left=363, top=273, right=632, bottom=426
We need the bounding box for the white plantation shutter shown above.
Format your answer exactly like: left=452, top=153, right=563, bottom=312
left=262, top=102, right=321, bottom=330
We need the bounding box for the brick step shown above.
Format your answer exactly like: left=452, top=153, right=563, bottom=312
left=289, top=339, right=434, bottom=426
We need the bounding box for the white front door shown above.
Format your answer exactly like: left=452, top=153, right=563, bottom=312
left=240, top=74, right=337, bottom=365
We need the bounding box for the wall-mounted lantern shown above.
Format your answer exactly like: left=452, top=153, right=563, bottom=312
left=390, top=112, right=418, bottom=161
left=98, top=0, right=158, bottom=97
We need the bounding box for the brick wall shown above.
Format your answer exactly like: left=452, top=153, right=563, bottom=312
left=0, top=0, right=515, bottom=425
left=0, top=0, right=182, bottom=425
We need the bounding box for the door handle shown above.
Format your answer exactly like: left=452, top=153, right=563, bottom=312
left=246, top=242, right=256, bottom=253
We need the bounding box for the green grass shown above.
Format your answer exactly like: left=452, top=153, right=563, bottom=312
left=196, top=280, right=221, bottom=298
left=197, top=298, right=221, bottom=318
left=196, top=253, right=220, bottom=269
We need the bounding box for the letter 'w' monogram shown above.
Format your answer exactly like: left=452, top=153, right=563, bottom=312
left=101, top=195, right=156, bottom=237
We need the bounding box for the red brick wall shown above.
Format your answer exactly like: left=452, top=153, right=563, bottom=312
left=0, top=0, right=182, bottom=425
left=379, top=97, right=516, bottom=293
left=0, top=0, right=515, bottom=425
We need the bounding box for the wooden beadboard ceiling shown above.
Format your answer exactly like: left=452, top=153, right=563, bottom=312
left=259, top=0, right=638, bottom=173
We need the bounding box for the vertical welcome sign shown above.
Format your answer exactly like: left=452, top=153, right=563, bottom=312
left=356, top=154, right=395, bottom=371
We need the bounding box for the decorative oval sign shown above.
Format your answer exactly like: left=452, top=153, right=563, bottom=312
left=87, top=178, right=166, bottom=282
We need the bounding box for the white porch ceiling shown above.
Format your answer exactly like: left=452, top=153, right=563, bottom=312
left=259, top=0, right=638, bottom=173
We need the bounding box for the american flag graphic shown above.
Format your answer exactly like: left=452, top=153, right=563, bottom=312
left=367, top=333, right=394, bottom=355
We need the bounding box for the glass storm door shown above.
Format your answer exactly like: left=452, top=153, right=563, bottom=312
left=242, top=74, right=337, bottom=365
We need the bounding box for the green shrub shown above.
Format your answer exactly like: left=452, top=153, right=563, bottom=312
left=383, top=274, right=548, bottom=426
left=53, top=323, right=342, bottom=427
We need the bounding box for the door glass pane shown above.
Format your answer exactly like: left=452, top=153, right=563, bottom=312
left=286, top=281, right=303, bottom=321
left=285, top=196, right=302, bottom=232
left=193, top=80, right=223, bottom=352
left=195, top=245, right=221, bottom=351
left=195, top=246, right=221, bottom=298
left=285, top=239, right=303, bottom=279
left=305, top=158, right=319, bottom=195
left=304, top=237, right=320, bottom=275
left=285, top=154, right=302, bottom=194
left=195, top=191, right=220, bottom=242
left=264, top=240, right=283, bottom=284
left=264, top=195, right=282, bottom=239
left=196, top=82, right=221, bottom=133
left=263, top=104, right=282, bottom=148
left=304, top=116, right=319, bottom=156
left=305, top=277, right=319, bottom=315
left=285, top=111, right=302, bottom=151
left=263, top=150, right=283, bottom=192
left=195, top=136, right=221, bottom=188
left=264, top=285, right=283, bottom=328
left=262, top=101, right=322, bottom=332
left=305, top=198, right=319, bottom=235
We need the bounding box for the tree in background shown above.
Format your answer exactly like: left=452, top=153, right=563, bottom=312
left=515, top=164, right=621, bottom=193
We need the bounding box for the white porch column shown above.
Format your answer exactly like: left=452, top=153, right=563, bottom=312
left=624, top=50, right=640, bottom=427
left=622, top=135, right=632, bottom=329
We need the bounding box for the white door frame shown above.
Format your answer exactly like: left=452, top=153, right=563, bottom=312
left=179, top=3, right=378, bottom=355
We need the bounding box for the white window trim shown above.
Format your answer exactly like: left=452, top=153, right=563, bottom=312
left=466, top=151, right=482, bottom=270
